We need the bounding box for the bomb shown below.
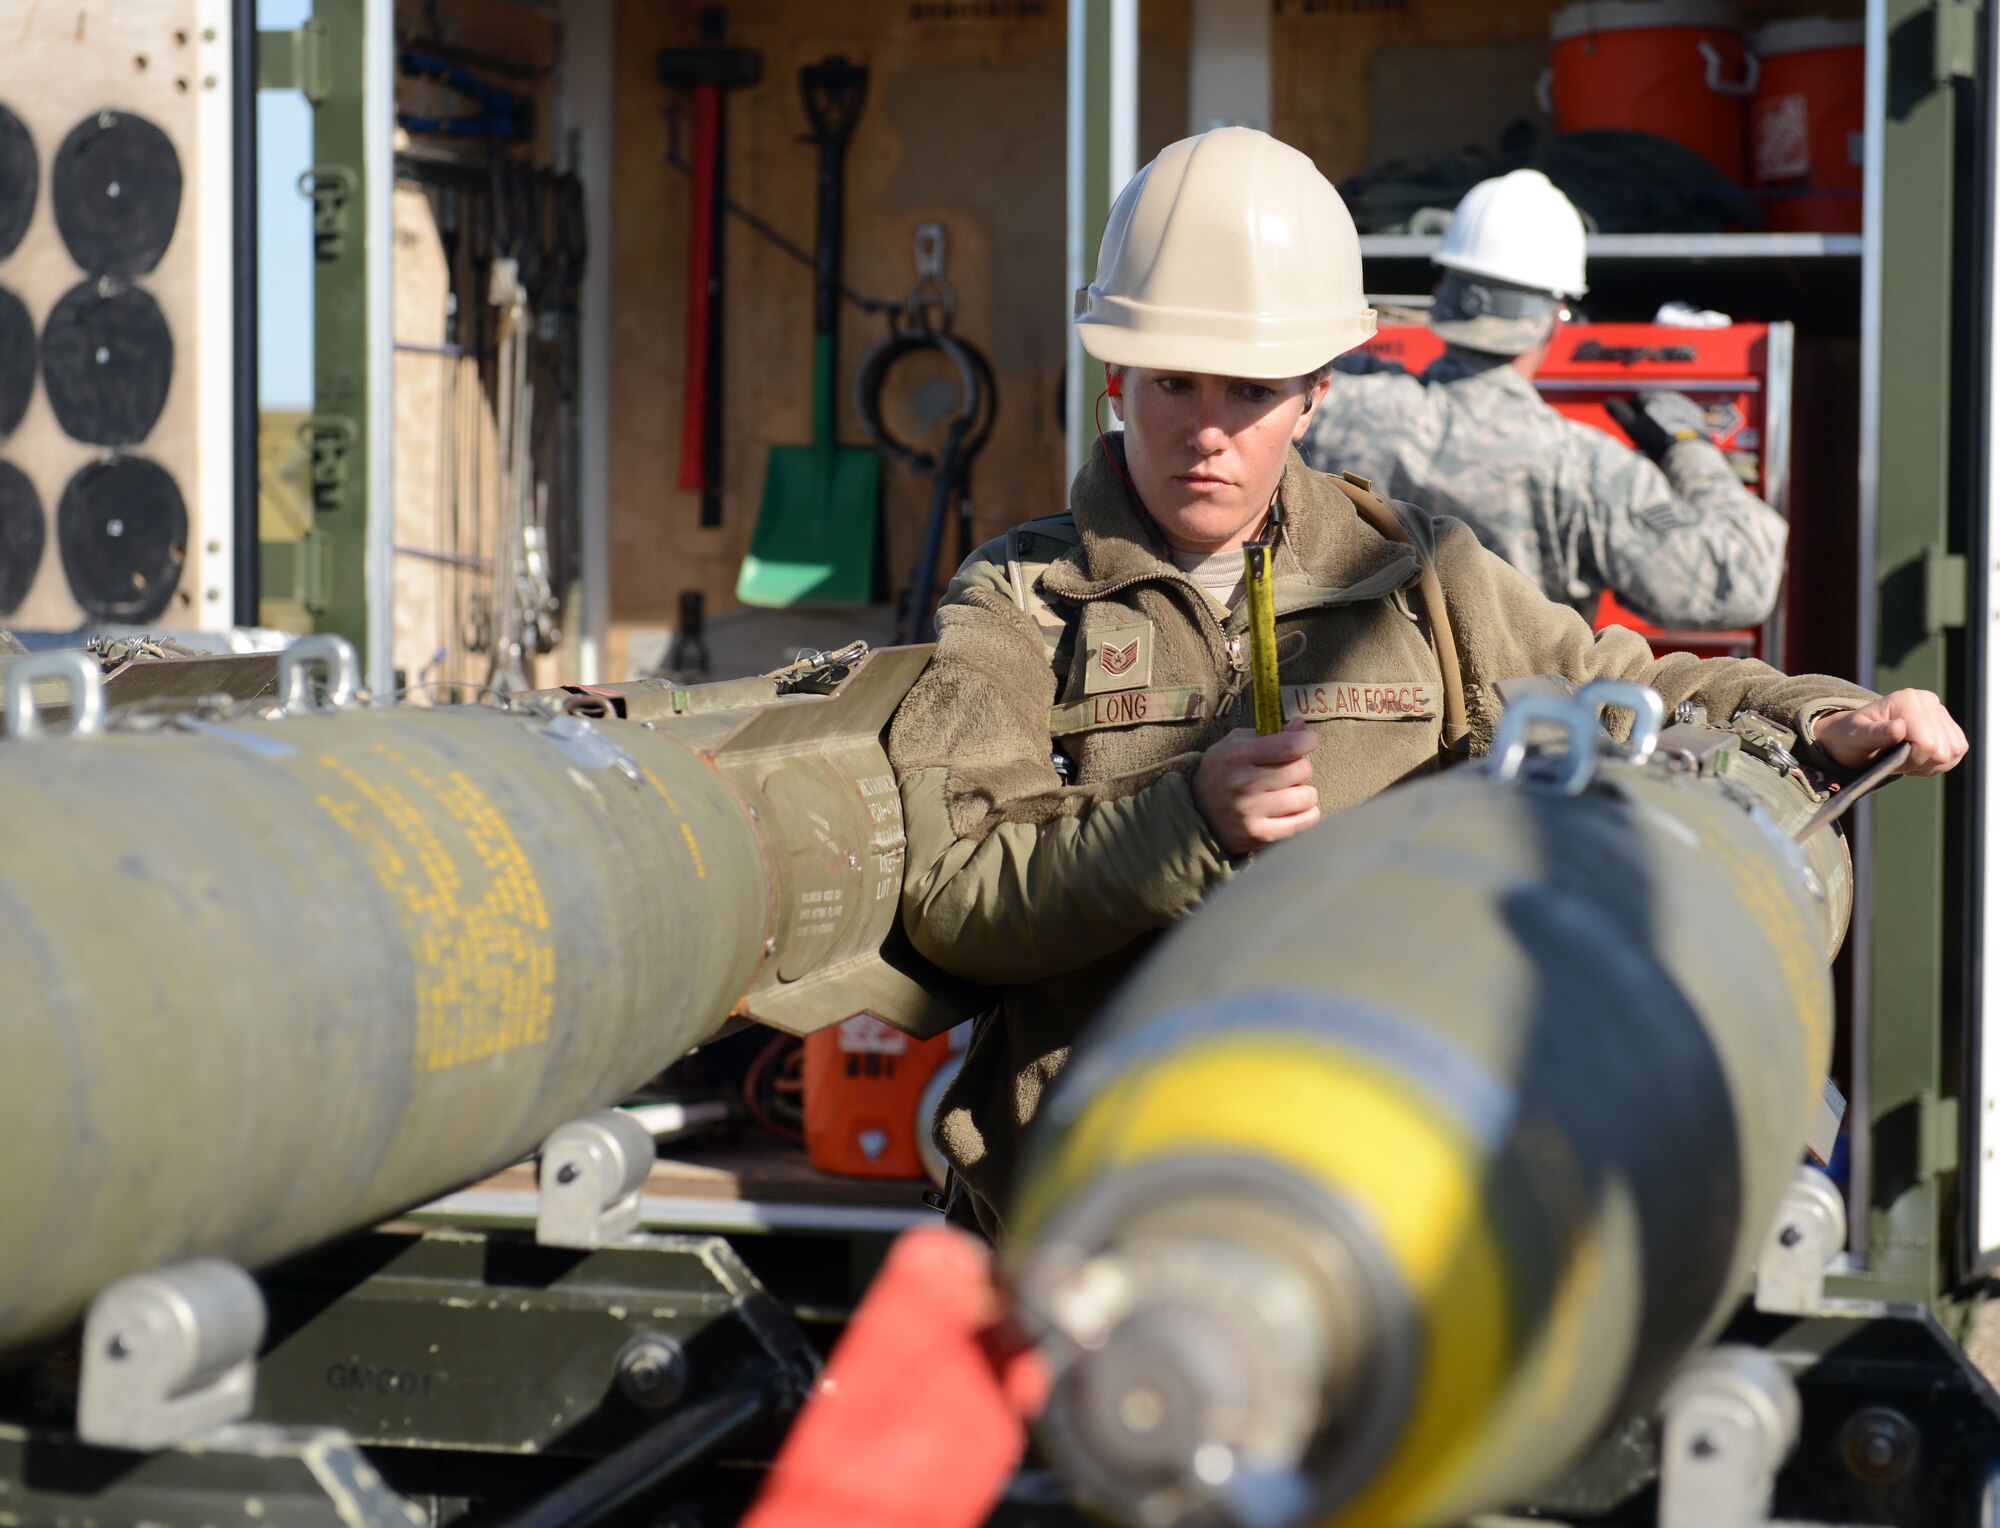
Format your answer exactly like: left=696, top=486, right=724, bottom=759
left=0, top=638, right=963, bottom=1362
left=1010, top=683, right=1849, bottom=1528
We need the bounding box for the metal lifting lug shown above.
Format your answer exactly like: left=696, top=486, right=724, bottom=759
left=1490, top=681, right=1664, bottom=796
left=275, top=634, right=361, bottom=714
left=2, top=650, right=105, bottom=740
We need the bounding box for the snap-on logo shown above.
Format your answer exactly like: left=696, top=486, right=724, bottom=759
left=1570, top=339, right=1698, bottom=366
left=1099, top=639, right=1140, bottom=677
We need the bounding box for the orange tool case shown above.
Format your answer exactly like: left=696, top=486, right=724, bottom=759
left=803, top=1014, right=967, bottom=1181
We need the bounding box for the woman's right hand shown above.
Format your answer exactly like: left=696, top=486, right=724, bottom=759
left=1192, top=720, right=1321, bottom=855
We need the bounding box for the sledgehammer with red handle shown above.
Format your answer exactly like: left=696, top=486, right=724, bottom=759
left=659, top=9, right=760, bottom=528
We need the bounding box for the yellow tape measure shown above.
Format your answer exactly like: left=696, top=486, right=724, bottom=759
left=1243, top=541, right=1284, bottom=736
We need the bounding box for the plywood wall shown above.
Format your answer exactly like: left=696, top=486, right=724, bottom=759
left=605, top=0, right=1186, bottom=672
left=388, top=177, right=492, bottom=694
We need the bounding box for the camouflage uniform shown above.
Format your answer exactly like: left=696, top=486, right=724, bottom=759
left=888, top=437, right=1871, bottom=1238
left=1298, top=348, right=1788, bottom=630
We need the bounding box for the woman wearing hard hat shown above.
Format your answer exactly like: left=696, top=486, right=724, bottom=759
left=886, top=127, right=1964, bottom=1239
left=1302, top=167, right=1790, bottom=630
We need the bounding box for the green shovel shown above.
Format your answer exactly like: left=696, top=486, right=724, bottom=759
left=736, top=56, right=881, bottom=608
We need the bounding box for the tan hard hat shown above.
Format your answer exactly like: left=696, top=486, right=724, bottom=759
left=1074, top=127, right=1376, bottom=378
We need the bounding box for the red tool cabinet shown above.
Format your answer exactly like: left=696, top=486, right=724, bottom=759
left=1356, top=321, right=1794, bottom=665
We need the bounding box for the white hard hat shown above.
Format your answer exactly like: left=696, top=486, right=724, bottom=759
left=1074, top=127, right=1376, bottom=378
left=1433, top=169, right=1589, bottom=299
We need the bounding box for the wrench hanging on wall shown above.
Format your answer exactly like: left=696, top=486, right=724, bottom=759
left=485, top=155, right=563, bottom=694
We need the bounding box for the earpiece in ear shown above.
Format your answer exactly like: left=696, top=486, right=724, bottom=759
left=1106, top=372, right=1123, bottom=399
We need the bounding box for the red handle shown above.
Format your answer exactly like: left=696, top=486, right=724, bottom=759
left=677, top=85, right=722, bottom=493
left=741, top=1227, right=1048, bottom=1528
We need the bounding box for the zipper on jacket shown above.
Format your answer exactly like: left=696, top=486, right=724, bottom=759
left=1218, top=634, right=1252, bottom=717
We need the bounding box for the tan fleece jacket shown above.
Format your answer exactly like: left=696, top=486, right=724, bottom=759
left=887, top=438, right=1873, bottom=1237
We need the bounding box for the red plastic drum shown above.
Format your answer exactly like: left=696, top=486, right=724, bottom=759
left=1547, top=0, right=1757, bottom=184
left=1751, top=18, right=1865, bottom=233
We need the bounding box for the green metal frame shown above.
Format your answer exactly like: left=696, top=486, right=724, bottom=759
left=1849, top=0, right=1978, bottom=1306
left=259, top=0, right=374, bottom=676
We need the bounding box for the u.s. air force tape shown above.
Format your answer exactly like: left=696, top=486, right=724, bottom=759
left=1282, top=680, right=1437, bottom=723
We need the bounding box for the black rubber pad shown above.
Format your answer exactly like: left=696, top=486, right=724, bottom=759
left=0, top=105, right=37, bottom=262
left=57, top=455, right=187, bottom=623
left=0, top=286, right=34, bottom=437
left=42, top=279, right=173, bottom=445
left=52, top=110, right=182, bottom=276
left=0, top=459, right=44, bottom=616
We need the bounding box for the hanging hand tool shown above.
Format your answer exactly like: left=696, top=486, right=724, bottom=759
left=461, top=184, right=495, bottom=658
left=435, top=186, right=465, bottom=686
left=898, top=406, right=974, bottom=645
left=485, top=155, right=561, bottom=692
left=737, top=56, right=883, bottom=608
left=438, top=184, right=463, bottom=347
left=396, top=48, right=533, bottom=141
left=532, top=169, right=588, bottom=610
left=856, top=226, right=996, bottom=643
left=660, top=590, right=713, bottom=681
left=1243, top=541, right=1284, bottom=734
left=658, top=10, right=761, bottom=530
left=905, top=224, right=995, bottom=570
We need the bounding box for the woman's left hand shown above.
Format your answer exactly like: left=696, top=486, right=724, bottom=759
left=1814, top=689, right=1968, bottom=776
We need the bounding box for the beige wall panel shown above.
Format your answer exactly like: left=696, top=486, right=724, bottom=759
left=1, top=1, right=220, bottom=630
left=383, top=173, right=525, bottom=697
left=391, top=181, right=449, bottom=689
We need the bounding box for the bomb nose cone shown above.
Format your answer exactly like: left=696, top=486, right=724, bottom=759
left=1072, top=1303, right=1247, bottom=1485
left=1020, top=1153, right=1418, bottom=1528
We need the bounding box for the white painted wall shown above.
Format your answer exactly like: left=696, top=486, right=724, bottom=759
left=1065, top=0, right=1138, bottom=484
left=560, top=0, right=613, bottom=684
left=364, top=0, right=395, bottom=694
left=1188, top=0, right=1269, bottom=134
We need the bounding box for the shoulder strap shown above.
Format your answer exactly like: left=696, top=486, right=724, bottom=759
left=1004, top=516, right=1085, bottom=678
left=1326, top=471, right=1471, bottom=758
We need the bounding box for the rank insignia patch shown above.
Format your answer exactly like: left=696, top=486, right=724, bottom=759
left=1082, top=621, right=1154, bottom=693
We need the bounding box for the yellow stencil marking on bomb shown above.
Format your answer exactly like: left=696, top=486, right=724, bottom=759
left=644, top=768, right=708, bottom=877
left=315, top=751, right=555, bottom=1069
left=1698, top=820, right=1828, bottom=1098
left=679, top=822, right=708, bottom=879
left=643, top=768, right=684, bottom=816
